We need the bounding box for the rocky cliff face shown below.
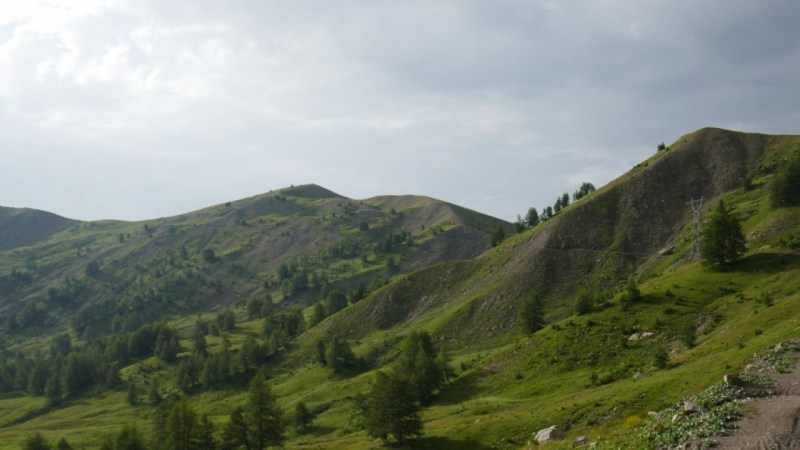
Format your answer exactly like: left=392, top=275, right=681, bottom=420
left=324, top=128, right=797, bottom=345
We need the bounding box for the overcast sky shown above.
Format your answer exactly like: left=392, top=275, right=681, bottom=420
left=2, top=0, right=799, bottom=222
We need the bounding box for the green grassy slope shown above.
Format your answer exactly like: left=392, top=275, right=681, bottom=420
left=0, top=184, right=509, bottom=338
left=1, top=128, right=799, bottom=449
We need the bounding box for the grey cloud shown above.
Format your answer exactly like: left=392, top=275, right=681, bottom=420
left=1, top=1, right=799, bottom=221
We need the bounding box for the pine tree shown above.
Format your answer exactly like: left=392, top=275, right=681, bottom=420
left=326, top=335, right=357, bottom=373
left=520, top=292, right=545, bottom=333
left=220, top=408, right=250, bottom=450
left=622, top=278, right=641, bottom=305
left=116, top=424, right=147, bottom=450
left=55, top=437, right=73, bottom=450
left=24, top=434, right=51, bottom=450
left=45, top=373, right=62, bottom=405
left=310, top=303, right=326, bottom=327
left=166, top=401, right=200, bottom=450
left=525, top=207, right=540, bottom=228
left=394, top=332, right=446, bottom=404
left=771, top=155, right=800, bottom=206
left=362, top=371, right=422, bottom=445
left=702, top=200, right=746, bottom=265
left=292, top=402, right=313, bottom=432
left=198, top=415, right=217, bottom=450
left=246, top=372, right=284, bottom=449
left=127, top=383, right=138, bottom=405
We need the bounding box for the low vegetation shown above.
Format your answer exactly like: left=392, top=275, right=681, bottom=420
left=1, top=128, right=800, bottom=449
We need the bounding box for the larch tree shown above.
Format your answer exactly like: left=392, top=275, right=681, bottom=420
left=246, top=372, right=284, bottom=449
left=702, top=200, right=746, bottom=266
left=520, top=292, right=545, bottom=333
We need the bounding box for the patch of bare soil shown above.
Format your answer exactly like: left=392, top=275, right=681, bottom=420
left=715, top=350, right=800, bottom=449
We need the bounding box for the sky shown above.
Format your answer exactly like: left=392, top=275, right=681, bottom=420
left=2, top=0, right=799, bottom=222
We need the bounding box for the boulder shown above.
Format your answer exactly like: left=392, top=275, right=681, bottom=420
left=683, top=401, right=704, bottom=415
left=535, top=425, right=566, bottom=444
left=628, top=332, right=655, bottom=341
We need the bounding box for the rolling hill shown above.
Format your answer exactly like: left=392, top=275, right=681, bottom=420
left=1, top=127, right=799, bottom=449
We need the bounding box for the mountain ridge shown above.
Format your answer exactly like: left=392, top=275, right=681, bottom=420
left=1, top=127, right=800, bottom=449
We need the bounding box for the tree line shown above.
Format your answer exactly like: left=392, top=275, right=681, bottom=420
left=22, top=372, right=286, bottom=450
left=514, top=182, right=596, bottom=233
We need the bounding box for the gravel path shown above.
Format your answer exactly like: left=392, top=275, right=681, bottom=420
left=715, top=357, right=800, bottom=449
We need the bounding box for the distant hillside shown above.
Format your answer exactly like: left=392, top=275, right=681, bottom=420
left=0, top=207, right=77, bottom=251
left=0, top=184, right=510, bottom=335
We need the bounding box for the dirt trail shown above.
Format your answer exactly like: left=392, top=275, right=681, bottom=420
left=715, top=356, right=800, bottom=449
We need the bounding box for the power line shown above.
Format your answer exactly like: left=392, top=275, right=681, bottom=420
left=687, top=197, right=704, bottom=259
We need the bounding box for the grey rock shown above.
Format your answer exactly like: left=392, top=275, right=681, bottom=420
left=535, top=425, right=566, bottom=443
left=683, top=401, right=704, bottom=415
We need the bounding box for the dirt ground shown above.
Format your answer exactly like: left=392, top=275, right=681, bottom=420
left=715, top=357, right=800, bottom=449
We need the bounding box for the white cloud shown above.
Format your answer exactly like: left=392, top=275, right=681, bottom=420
left=1, top=0, right=799, bottom=221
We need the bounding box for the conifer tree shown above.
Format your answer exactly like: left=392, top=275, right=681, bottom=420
left=220, top=408, right=250, bottom=450
left=246, top=372, right=284, bottom=449
left=55, top=437, right=73, bottom=450
left=326, top=335, right=357, bottom=373
left=702, top=200, right=746, bottom=265
left=362, top=371, right=422, bottom=445
left=771, top=155, right=800, bottom=207
left=623, top=278, right=641, bottom=304
left=24, top=434, right=51, bottom=450
left=292, top=402, right=313, bottom=432
left=520, top=292, right=545, bottom=333
left=198, top=415, right=217, bottom=450
left=116, top=424, right=147, bottom=450
left=395, top=331, right=446, bottom=404
left=166, top=401, right=200, bottom=450
left=525, top=207, right=540, bottom=228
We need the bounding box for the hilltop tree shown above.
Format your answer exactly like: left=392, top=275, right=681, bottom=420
left=514, top=214, right=526, bottom=233
left=541, top=206, right=554, bottom=221
left=561, top=192, right=570, bottom=209
left=702, top=200, right=746, bottom=266
left=573, top=182, right=596, bottom=201
left=525, top=207, right=540, bottom=228
left=520, top=292, right=545, bottom=334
